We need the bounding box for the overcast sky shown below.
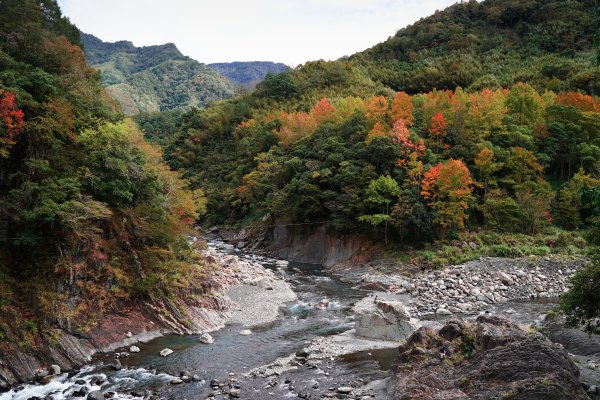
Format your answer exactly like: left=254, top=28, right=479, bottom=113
left=57, top=0, right=460, bottom=67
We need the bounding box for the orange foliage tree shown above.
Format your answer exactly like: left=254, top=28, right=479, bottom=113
left=366, top=121, right=388, bottom=144
left=312, top=98, right=336, bottom=124
left=390, top=91, right=414, bottom=125
left=429, top=113, right=447, bottom=151
left=421, top=159, right=474, bottom=231
left=365, top=96, right=389, bottom=121
left=555, top=92, right=600, bottom=112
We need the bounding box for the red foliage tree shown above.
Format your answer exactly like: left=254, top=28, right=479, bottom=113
left=0, top=90, right=24, bottom=157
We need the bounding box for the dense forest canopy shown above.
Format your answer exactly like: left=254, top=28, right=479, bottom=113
left=0, top=0, right=206, bottom=342
left=163, top=0, right=599, bottom=247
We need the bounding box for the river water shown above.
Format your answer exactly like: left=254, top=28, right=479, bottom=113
left=0, top=240, right=559, bottom=400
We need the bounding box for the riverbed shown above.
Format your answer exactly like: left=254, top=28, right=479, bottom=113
left=0, top=240, right=577, bottom=400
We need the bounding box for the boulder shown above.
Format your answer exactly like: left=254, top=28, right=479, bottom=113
left=239, top=330, right=252, bottom=336
left=87, top=391, right=105, bottom=400
left=110, top=358, right=122, bottom=370
left=49, top=365, right=61, bottom=375
left=394, top=316, right=589, bottom=400
left=498, top=271, right=514, bottom=286
left=159, top=348, right=173, bottom=357
left=129, top=345, right=140, bottom=353
left=435, top=308, right=453, bottom=316
left=199, top=332, right=215, bottom=344
left=354, top=297, right=418, bottom=341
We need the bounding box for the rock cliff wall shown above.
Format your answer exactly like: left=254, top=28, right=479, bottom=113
left=266, top=224, right=378, bottom=267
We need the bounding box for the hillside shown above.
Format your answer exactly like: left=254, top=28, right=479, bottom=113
left=81, top=33, right=235, bottom=115
left=352, top=0, right=598, bottom=94
left=165, top=0, right=600, bottom=258
left=0, top=0, right=206, bottom=365
left=208, top=61, right=290, bottom=89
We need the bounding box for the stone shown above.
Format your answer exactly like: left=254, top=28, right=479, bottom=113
left=126, top=331, right=133, bottom=338
left=436, top=308, right=453, bottom=316
left=170, top=378, right=183, bottom=384
left=337, top=386, right=353, bottom=394
left=239, top=329, right=252, bottom=336
left=110, top=358, right=122, bottom=370
left=229, top=388, right=241, bottom=397
left=256, top=278, right=273, bottom=290
left=199, top=332, right=215, bottom=344
left=354, top=298, right=418, bottom=341
left=159, top=348, right=174, bottom=357
left=87, top=391, right=105, bottom=400
left=35, top=369, right=49, bottom=379
left=498, top=272, right=514, bottom=286
left=129, top=345, right=140, bottom=353
left=50, top=365, right=61, bottom=375
left=192, top=374, right=201, bottom=382
left=73, top=386, right=90, bottom=397
left=439, top=323, right=462, bottom=340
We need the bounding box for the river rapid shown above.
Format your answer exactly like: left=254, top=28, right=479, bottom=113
left=0, top=239, right=565, bottom=400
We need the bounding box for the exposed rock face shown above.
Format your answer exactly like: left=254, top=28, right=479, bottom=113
left=354, top=296, right=419, bottom=341
left=266, top=224, right=378, bottom=267
left=0, top=241, right=285, bottom=388
left=393, top=316, right=588, bottom=400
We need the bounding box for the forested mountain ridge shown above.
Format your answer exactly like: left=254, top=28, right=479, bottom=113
left=164, top=0, right=600, bottom=265
left=80, top=33, right=235, bottom=115
left=352, top=0, right=599, bottom=94
left=0, top=0, right=206, bottom=355
left=208, top=61, right=290, bottom=89
left=81, top=33, right=290, bottom=114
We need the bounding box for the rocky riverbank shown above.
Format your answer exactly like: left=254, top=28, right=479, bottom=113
left=331, top=256, right=583, bottom=318
left=0, top=239, right=294, bottom=390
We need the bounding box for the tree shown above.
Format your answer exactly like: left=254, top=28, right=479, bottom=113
left=257, top=71, right=297, bottom=100
left=505, top=83, right=544, bottom=127
left=429, top=113, right=447, bottom=151
left=560, top=253, right=600, bottom=334
left=366, top=121, right=387, bottom=144
left=474, top=147, right=502, bottom=198
left=514, top=181, right=554, bottom=234
left=390, top=91, right=414, bottom=125
left=312, top=98, right=336, bottom=124
left=421, top=159, right=474, bottom=233
left=0, top=90, right=24, bottom=158
left=358, top=175, right=400, bottom=245
left=389, top=119, right=425, bottom=166
left=365, top=96, right=389, bottom=121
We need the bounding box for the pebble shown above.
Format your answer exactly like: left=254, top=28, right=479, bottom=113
left=129, top=345, right=140, bottom=353
left=239, top=329, right=252, bottom=336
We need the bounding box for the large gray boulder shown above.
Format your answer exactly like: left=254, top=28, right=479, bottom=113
left=354, top=296, right=418, bottom=341
left=394, top=316, right=588, bottom=400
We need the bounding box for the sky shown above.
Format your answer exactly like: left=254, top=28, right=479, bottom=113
left=57, top=0, right=460, bottom=67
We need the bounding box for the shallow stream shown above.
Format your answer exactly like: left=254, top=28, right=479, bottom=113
left=0, top=240, right=563, bottom=400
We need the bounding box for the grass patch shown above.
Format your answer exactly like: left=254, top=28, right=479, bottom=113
left=387, top=227, right=591, bottom=269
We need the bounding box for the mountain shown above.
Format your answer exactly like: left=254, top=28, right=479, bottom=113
left=165, top=0, right=599, bottom=252
left=208, top=61, right=290, bottom=89
left=352, top=0, right=598, bottom=94
left=81, top=33, right=235, bottom=115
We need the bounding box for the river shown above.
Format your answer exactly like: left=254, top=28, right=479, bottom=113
left=0, top=239, right=561, bottom=400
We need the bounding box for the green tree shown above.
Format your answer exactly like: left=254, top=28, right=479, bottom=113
left=560, top=253, right=600, bottom=334
left=358, top=175, right=401, bottom=245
